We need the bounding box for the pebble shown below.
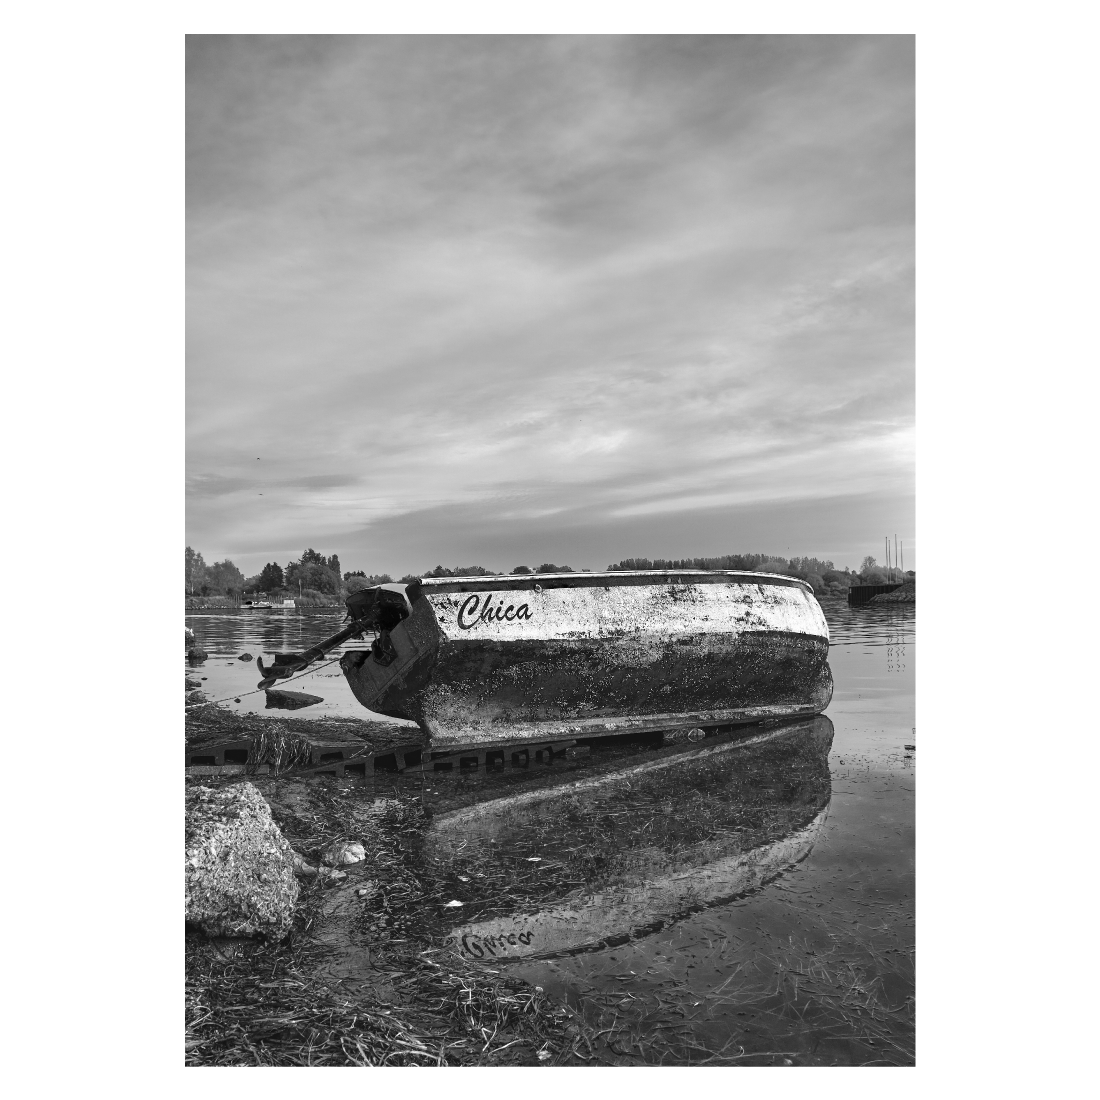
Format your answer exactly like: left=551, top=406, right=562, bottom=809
left=238, top=653, right=253, bottom=661
left=322, top=840, right=366, bottom=866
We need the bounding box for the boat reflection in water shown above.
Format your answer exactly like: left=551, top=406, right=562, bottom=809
left=433, top=715, right=833, bottom=961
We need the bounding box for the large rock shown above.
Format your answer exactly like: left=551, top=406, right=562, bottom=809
left=185, top=783, right=300, bottom=940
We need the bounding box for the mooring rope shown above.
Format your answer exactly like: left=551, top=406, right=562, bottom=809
left=185, top=655, right=343, bottom=710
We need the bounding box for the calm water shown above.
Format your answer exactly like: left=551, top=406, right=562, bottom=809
left=184, top=607, right=414, bottom=725
left=188, top=598, right=914, bottom=1065
left=505, top=601, right=915, bottom=1065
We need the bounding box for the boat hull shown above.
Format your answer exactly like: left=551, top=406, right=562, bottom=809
left=340, top=571, right=832, bottom=748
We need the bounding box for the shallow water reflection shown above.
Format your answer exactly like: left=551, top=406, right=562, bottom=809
left=419, top=599, right=915, bottom=1066
left=432, top=718, right=833, bottom=961
left=502, top=602, right=914, bottom=1065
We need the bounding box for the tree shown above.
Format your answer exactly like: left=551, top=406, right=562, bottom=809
left=535, top=563, right=574, bottom=573
left=424, top=565, right=493, bottom=578
left=185, top=546, right=207, bottom=595
left=789, top=556, right=835, bottom=576
left=861, top=556, right=878, bottom=573
left=206, top=559, right=246, bottom=596
left=346, top=573, right=393, bottom=592
left=760, top=560, right=790, bottom=574
left=287, top=560, right=340, bottom=595
left=511, top=566, right=533, bottom=574
left=258, top=562, right=284, bottom=591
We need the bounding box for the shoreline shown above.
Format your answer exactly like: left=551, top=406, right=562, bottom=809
left=185, top=769, right=598, bottom=1066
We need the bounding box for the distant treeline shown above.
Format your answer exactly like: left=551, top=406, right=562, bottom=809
left=609, top=553, right=824, bottom=573
left=187, top=545, right=912, bottom=602
left=605, top=554, right=911, bottom=596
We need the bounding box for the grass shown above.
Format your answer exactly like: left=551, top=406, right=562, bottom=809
left=185, top=930, right=581, bottom=1066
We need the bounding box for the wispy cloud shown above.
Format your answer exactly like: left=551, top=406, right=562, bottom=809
left=187, top=35, right=914, bottom=574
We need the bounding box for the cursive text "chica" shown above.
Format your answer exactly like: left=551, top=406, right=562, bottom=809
left=456, top=594, right=533, bottom=630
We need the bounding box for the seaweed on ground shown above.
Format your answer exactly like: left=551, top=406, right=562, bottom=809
left=185, top=930, right=584, bottom=1066
left=248, top=725, right=316, bottom=771
left=184, top=774, right=601, bottom=1066
left=184, top=703, right=422, bottom=755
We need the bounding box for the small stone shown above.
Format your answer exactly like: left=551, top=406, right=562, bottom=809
left=186, top=677, right=201, bottom=689
left=238, top=653, right=253, bottom=661
left=321, top=840, right=366, bottom=867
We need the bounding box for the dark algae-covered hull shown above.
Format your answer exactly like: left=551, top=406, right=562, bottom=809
left=339, top=571, right=832, bottom=748
left=430, top=715, right=834, bottom=960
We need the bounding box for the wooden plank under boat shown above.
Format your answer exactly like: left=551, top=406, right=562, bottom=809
left=338, top=570, right=833, bottom=749
left=432, top=715, right=834, bottom=960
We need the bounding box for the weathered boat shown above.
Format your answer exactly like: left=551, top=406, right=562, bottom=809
left=431, top=715, right=834, bottom=960
left=257, top=569, right=832, bottom=749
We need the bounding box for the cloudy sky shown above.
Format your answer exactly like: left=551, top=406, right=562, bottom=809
left=187, top=35, right=914, bottom=578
